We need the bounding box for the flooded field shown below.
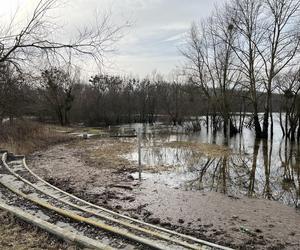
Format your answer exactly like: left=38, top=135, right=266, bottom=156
left=112, top=117, right=300, bottom=208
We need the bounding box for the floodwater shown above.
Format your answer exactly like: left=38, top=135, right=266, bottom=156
left=114, top=115, right=300, bottom=208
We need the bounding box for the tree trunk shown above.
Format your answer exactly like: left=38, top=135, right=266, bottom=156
left=279, top=108, right=285, bottom=136
left=253, top=113, right=262, bottom=137
left=260, top=88, right=272, bottom=139
left=261, top=110, right=269, bottom=139
left=262, top=139, right=272, bottom=199
left=297, top=117, right=300, bottom=142
left=248, top=139, right=260, bottom=196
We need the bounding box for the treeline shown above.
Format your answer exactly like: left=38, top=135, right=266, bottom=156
left=0, top=64, right=281, bottom=128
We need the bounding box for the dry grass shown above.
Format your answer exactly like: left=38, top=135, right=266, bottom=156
left=0, top=120, right=72, bottom=155
left=0, top=120, right=78, bottom=249
left=70, top=138, right=176, bottom=173
left=0, top=211, right=77, bottom=250
left=164, top=141, right=232, bottom=157
left=77, top=138, right=135, bottom=168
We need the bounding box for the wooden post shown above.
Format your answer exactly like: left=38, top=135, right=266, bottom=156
left=138, top=128, right=142, bottom=181
left=83, top=132, right=88, bottom=139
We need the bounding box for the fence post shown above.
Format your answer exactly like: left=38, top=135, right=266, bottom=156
left=138, top=128, right=142, bottom=181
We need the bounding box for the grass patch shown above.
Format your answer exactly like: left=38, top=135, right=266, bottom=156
left=0, top=120, right=73, bottom=155
left=69, top=138, right=136, bottom=169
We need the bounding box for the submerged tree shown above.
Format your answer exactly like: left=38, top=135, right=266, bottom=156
left=260, top=0, right=300, bottom=138
left=229, top=0, right=265, bottom=137
left=232, top=0, right=300, bottom=138
left=158, top=76, right=184, bottom=125
left=182, top=5, right=240, bottom=136
left=183, top=0, right=300, bottom=139
left=276, top=69, right=300, bottom=141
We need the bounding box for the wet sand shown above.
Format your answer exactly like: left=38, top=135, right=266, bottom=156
left=27, top=138, right=300, bottom=249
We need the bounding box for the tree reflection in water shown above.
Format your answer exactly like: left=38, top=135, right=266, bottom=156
left=122, top=123, right=300, bottom=208
left=183, top=138, right=299, bottom=207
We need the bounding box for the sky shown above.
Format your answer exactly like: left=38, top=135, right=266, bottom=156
left=0, top=0, right=226, bottom=78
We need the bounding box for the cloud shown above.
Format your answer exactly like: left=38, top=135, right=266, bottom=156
left=93, top=0, right=227, bottom=76
left=1, top=0, right=227, bottom=77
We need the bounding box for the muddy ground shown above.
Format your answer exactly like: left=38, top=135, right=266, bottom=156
left=26, top=137, right=300, bottom=250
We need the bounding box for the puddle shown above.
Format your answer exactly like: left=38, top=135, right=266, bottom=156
left=115, top=118, right=300, bottom=208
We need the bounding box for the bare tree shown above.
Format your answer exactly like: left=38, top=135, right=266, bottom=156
left=0, top=0, right=127, bottom=69
left=259, top=0, right=300, bottom=138
left=275, top=69, right=300, bottom=141
left=158, top=71, right=185, bottom=125
left=182, top=4, right=241, bottom=136
left=88, top=74, right=124, bottom=125
left=40, top=65, right=79, bottom=126
left=230, top=0, right=265, bottom=137
left=188, top=0, right=300, bottom=139
left=0, top=63, right=28, bottom=123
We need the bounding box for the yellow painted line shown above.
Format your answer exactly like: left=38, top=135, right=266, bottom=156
left=3, top=152, right=233, bottom=250
left=0, top=201, right=114, bottom=250
left=0, top=174, right=171, bottom=250
left=3, top=157, right=206, bottom=249
left=21, top=157, right=232, bottom=250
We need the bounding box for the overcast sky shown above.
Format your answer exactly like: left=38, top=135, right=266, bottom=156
left=1, top=0, right=226, bottom=77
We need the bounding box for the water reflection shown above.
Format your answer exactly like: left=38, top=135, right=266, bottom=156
left=119, top=122, right=300, bottom=208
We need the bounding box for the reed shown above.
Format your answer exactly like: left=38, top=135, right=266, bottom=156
left=0, top=120, right=71, bottom=155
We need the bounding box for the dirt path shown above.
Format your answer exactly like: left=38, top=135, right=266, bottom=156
left=27, top=138, right=300, bottom=250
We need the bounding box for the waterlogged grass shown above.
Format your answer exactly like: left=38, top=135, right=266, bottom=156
left=71, top=137, right=172, bottom=172
left=163, top=141, right=232, bottom=157
left=72, top=138, right=136, bottom=168
left=90, top=141, right=134, bottom=166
